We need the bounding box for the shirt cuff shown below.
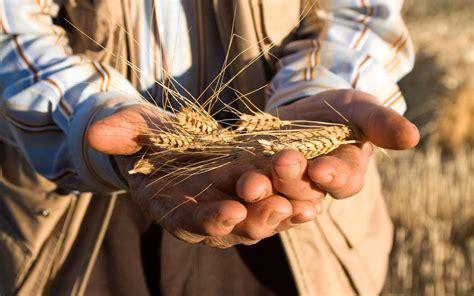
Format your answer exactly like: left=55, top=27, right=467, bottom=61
left=68, top=91, right=142, bottom=192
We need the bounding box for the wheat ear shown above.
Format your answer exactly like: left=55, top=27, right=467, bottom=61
left=149, top=133, right=203, bottom=151
left=235, top=112, right=290, bottom=132
left=257, top=125, right=359, bottom=159
left=175, top=107, right=220, bottom=134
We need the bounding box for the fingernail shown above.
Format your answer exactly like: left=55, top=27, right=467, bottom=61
left=223, top=217, right=243, bottom=227
left=274, top=162, right=301, bottom=180
left=315, top=203, right=323, bottom=215
left=267, top=212, right=288, bottom=226
left=317, top=174, right=333, bottom=185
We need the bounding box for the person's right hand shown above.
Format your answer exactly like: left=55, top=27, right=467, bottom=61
left=86, top=105, right=320, bottom=248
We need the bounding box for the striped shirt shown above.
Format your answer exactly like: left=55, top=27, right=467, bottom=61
left=0, top=0, right=414, bottom=192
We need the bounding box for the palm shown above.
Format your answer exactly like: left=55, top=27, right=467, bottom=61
left=122, top=160, right=296, bottom=248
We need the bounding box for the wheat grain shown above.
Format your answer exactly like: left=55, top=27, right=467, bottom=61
left=174, top=107, right=238, bottom=143
left=149, top=133, right=202, bottom=151
left=175, top=107, right=220, bottom=134
left=235, top=112, right=290, bottom=132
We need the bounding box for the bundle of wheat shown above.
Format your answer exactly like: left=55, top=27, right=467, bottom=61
left=128, top=105, right=360, bottom=180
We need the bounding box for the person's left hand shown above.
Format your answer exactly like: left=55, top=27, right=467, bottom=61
left=230, top=89, right=420, bottom=228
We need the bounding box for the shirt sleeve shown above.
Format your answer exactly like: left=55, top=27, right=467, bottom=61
left=0, top=0, right=143, bottom=192
left=265, top=0, right=415, bottom=114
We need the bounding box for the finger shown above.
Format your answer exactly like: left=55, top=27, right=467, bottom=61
left=211, top=164, right=258, bottom=196
left=236, top=169, right=273, bottom=202
left=148, top=193, right=247, bottom=237
left=190, top=200, right=248, bottom=236
left=271, top=150, right=325, bottom=202
left=277, top=199, right=322, bottom=231
left=308, top=142, right=373, bottom=199
left=347, top=92, right=420, bottom=149
left=86, top=105, right=148, bottom=155
left=233, top=195, right=292, bottom=240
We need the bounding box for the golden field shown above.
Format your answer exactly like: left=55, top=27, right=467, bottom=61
left=381, top=0, right=473, bottom=294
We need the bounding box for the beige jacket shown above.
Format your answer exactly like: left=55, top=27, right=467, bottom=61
left=0, top=0, right=393, bottom=295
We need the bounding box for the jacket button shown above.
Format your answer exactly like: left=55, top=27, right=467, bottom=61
left=38, top=208, right=51, bottom=217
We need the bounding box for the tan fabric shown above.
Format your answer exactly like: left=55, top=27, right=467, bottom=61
left=0, top=140, right=85, bottom=294
left=0, top=1, right=393, bottom=295
left=212, top=0, right=301, bottom=112
left=280, top=160, right=392, bottom=295
left=62, top=0, right=140, bottom=88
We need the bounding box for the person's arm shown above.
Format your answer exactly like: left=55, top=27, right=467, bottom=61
left=257, top=0, right=419, bottom=204
left=266, top=0, right=414, bottom=113
left=0, top=0, right=143, bottom=192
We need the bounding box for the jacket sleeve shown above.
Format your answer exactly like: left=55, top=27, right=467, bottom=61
left=0, top=0, right=143, bottom=192
left=265, top=0, right=415, bottom=113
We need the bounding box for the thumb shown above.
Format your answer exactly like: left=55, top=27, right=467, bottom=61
left=348, top=92, right=420, bottom=150
left=86, top=105, right=148, bottom=155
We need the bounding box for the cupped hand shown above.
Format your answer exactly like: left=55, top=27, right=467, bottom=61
left=237, top=89, right=420, bottom=212
left=86, top=105, right=314, bottom=248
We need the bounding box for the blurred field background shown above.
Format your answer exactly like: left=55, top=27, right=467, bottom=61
left=380, top=0, right=474, bottom=294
